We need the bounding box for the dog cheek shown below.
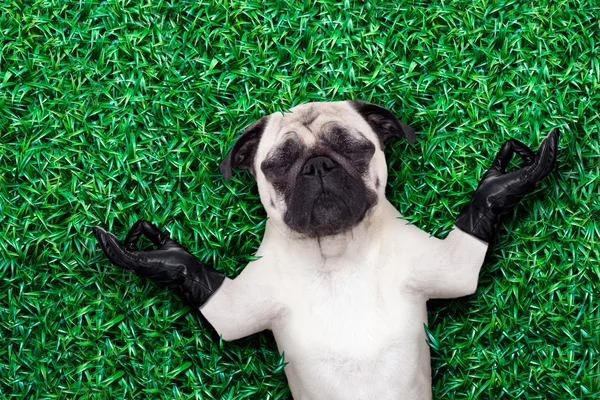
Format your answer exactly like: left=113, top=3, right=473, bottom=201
left=342, top=176, right=378, bottom=220
left=367, top=154, right=388, bottom=194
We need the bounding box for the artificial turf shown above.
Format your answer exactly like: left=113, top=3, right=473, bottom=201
left=0, top=0, right=599, bottom=398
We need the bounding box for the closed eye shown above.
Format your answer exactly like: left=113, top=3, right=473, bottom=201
left=325, top=129, right=375, bottom=160
left=261, top=139, right=303, bottom=175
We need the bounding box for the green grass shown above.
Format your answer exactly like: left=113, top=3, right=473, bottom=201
left=1, top=0, right=599, bottom=398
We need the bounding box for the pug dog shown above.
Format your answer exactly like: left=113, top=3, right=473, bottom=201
left=93, top=100, right=559, bottom=400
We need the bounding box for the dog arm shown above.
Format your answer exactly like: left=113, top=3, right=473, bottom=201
left=200, top=261, right=283, bottom=341
left=92, top=221, right=281, bottom=342
left=406, top=225, right=489, bottom=299
left=407, top=131, right=558, bottom=299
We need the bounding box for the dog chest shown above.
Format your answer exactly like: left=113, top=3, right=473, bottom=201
left=271, top=263, right=431, bottom=399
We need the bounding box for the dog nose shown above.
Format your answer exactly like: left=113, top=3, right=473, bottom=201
left=302, top=156, right=338, bottom=177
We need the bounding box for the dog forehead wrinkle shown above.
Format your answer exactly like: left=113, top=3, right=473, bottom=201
left=275, top=130, right=298, bottom=144
left=300, top=107, right=319, bottom=129
left=282, top=125, right=332, bottom=150
left=295, top=104, right=341, bottom=127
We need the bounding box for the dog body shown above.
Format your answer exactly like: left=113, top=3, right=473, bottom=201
left=201, top=101, right=488, bottom=399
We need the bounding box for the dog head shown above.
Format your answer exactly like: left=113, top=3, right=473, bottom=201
left=220, top=100, right=415, bottom=238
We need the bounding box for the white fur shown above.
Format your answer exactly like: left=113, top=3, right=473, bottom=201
left=200, top=102, right=489, bottom=399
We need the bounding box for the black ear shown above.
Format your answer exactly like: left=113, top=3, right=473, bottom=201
left=219, top=116, right=269, bottom=181
left=349, top=100, right=416, bottom=145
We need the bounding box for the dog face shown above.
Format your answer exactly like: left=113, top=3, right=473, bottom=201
left=220, top=101, right=415, bottom=238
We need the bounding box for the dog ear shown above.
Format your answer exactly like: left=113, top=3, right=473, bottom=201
left=349, top=100, right=416, bottom=145
left=220, top=116, right=269, bottom=181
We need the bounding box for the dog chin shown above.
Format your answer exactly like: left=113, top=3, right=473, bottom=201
left=283, top=189, right=377, bottom=238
